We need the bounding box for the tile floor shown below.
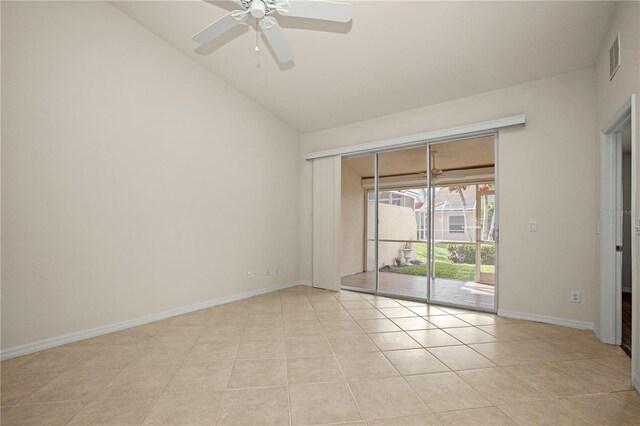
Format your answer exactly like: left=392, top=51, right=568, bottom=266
left=1, top=285, right=639, bottom=425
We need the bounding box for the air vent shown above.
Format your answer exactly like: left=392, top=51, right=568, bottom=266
left=609, top=32, right=620, bottom=80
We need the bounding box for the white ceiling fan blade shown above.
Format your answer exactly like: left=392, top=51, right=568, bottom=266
left=193, top=10, right=248, bottom=44
left=259, top=17, right=294, bottom=63
left=277, top=0, right=352, bottom=23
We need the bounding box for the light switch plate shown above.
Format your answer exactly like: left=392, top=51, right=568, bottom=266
left=528, top=220, right=538, bottom=232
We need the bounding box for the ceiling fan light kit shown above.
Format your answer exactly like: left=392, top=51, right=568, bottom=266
left=193, top=0, right=353, bottom=63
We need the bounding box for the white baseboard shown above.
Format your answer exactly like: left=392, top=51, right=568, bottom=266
left=593, top=323, right=601, bottom=339
left=498, top=309, right=594, bottom=331
left=299, top=280, right=313, bottom=286
left=633, top=372, right=640, bottom=393
left=1, top=281, right=303, bottom=361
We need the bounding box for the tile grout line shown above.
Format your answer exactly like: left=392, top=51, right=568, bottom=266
left=63, top=329, right=165, bottom=424
left=127, top=320, right=205, bottom=425
left=337, top=291, right=436, bottom=422
left=3, top=286, right=638, bottom=425
left=282, top=298, right=293, bottom=426
left=321, top=292, right=368, bottom=425
left=214, top=305, right=256, bottom=426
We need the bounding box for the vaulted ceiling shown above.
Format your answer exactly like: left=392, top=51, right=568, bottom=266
left=112, top=1, right=615, bottom=133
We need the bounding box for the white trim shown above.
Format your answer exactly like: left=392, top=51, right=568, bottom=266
left=599, top=94, right=636, bottom=348
left=602, top=97, right=633, bottom=133
left=305, top=115, right=526, bottom=160
left=498, top=309, right=594, bottom=331
left=493, top=132, right=500, bottom=313
left=0, top=281, right=303, bottom=361
left=631, top=95, right=638, bottom=392
left=299, top=280, right=312, bottom=286
left=600, top=130, right=620, bottom=344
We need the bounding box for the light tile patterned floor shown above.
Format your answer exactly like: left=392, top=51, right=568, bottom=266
left=1, top=285, right=639, bottom=425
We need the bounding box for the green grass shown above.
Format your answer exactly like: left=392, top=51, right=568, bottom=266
left=392, top=243, right=494, bottom=281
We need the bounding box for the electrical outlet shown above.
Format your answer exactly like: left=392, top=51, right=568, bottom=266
left=570, top=291, right=581, bottom=303
left=266, top=268, right=270, bottom=276
left=528, top=220, right=538, bottom=232
left=247, top=271, right=252, bottom=280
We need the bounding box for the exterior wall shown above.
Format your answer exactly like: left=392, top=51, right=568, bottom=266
left=1, top=2, right=300, bottom=351
left=367, top=203, right=418, bottom=269
left=301, top=68, right=598, bottom=326
left=341, top=164, right=365, bottom=277
left=433, top=210, right=476, bottom=242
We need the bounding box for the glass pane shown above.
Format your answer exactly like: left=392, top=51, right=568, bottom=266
left=478, top=188, right=496, bottom=241
left=377, top=146, right=428, bottom=299
left=429, top=137, right=495, bottom=311
left=478, top=189, right=496, bottom=286
left=340, top=154, right=375, bottom=291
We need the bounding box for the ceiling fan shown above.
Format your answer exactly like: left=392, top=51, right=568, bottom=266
left=193, top=0, right=353, bottom=63
left=430, top=151, right=465, bottom=178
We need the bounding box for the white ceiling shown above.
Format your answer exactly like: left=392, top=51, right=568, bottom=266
left=112, top=1, right=615, bottom=133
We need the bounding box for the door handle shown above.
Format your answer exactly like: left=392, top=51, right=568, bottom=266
left=616, top=245, right=623, bottom=252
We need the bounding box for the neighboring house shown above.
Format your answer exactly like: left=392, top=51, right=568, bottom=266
left=429, top=186, right=478, bottom=242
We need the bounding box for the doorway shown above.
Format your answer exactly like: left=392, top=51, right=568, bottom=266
left=599, top=95, right=636, bottom=371
left=621, top=124, right=632, bottom=357
left=339, top=135, right=498, bottom=312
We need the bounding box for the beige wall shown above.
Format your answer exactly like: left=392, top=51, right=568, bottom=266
left=340, top=164, right=365, bottom=277
left=594, top=0, right=640, bottom=386
left=367, top=203, right=418, bottom=269
left=301, top=68, right=598, bottom=325
left=1, top=1, right=300, bottom=350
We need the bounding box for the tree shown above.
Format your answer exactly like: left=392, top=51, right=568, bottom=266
left=449, top=185, right=474, bottom=242
left=478, top=184, right=496, bottom=241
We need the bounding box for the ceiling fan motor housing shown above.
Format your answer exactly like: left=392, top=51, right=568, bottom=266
left=250, top=0, right=266, bottom=18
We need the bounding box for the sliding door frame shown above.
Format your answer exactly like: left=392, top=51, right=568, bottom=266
left=424, top=134, right=499, bottom=313
left=340, top=132, right=499, bottom=313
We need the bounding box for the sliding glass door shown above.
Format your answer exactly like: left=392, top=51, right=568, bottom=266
left=428, top=137, right=496, bottom=311
left=376, top=147, right=428, bottom=299
left=340, top=153, right=376, bottom=292
left=340, top=135, right=497, bottom=312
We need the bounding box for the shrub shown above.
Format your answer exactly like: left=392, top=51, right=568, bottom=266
left=447, top=244, right=495, bottom=265
left=447, top=244, right=475, bottom=264
left=481, top=244, right=495, bottom=265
